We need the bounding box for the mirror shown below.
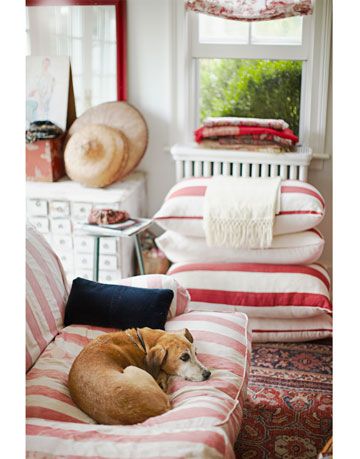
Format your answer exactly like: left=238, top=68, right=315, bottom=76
left=26, top=1, right=127, bottom=117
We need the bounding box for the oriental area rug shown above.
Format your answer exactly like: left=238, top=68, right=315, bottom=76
left=234, top=340, right=332, bottom=459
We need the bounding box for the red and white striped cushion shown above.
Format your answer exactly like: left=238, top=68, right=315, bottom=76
left=153, top=178, right=325, bottom=237
left=26, top=224, right=69, bottom=371
left=156, top=229, right=325, bottom=265
left=249, top=314, right=332, bottom=342
left=168, top=262, right=332, bottom=323
left=26, top=311, right=251, bottom=458
left=117, top=274, right=190, bottom=318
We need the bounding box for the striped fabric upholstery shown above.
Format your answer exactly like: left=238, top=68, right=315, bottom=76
left=168, top=262, right=332, bottom=342
left=118, top=274, right=190, bottom=318
left=26, top=311, right=251, bottom=458
left=249, top=314, right=333, bottom=342
left=153, top=178, right=325, bottom=237
left=26, top=224, right=69, bottom=371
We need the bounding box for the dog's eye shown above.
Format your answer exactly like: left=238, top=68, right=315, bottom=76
left=180, top=353, right=190, bottom=362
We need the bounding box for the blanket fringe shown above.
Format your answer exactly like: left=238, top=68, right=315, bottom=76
left=206, top=217, right=274, bottom=249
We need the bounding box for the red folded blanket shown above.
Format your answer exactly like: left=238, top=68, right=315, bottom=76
left=195, top=125, right=299, bottom=144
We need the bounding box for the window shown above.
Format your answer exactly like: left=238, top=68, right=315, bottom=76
left=172, top=1, right=332, bottom=157
left=192, top=13, right=311, bottom=142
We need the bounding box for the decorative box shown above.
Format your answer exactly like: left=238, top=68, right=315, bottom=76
left=26, top=135, right=65, bottom=182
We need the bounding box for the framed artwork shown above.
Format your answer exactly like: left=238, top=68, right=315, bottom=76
left=26, top=55, right=71, bottom=130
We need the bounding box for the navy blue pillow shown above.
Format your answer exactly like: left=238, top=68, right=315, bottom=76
left=64, top=277, right=174, bottom=330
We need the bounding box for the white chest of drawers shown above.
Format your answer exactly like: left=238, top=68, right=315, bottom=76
left=26, top=172, right=147, bottom=284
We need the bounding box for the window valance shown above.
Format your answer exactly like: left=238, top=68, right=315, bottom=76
left=185, top=0, right=314, bottom=21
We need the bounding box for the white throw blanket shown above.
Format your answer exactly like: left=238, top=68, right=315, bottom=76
left=204, top=176, right=281, bottom=249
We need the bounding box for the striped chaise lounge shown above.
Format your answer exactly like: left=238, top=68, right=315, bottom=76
left=26, top=224, right=251, bottom=459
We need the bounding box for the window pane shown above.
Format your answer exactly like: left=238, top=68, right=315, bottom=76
left=199, top=13, right=249, bottom=44
left=251, top=17, right=302, bottom=45
left=27, top=5, right=117, bottom=116
left=199, top=59, right=302, bottom=135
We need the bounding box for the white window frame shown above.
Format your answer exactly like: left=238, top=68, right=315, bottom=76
left=170, top=0, right=332, bottom=159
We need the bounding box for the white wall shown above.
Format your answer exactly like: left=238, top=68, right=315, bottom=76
left=127, top=0, right=333, bottom=267
left=127, top=0, right=175, bottom=217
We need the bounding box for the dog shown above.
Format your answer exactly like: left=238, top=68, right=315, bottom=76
left=68, top=327, right=211, bottom=425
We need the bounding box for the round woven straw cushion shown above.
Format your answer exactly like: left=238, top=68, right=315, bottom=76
left=67, top=102, right=148, bottom=178
left=64, top=124, right=129, bottom=188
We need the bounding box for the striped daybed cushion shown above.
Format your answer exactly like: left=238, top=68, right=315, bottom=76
left=26, top=311, right=251, bottom=458
left=168, top=262, right=332, bottom=342
left=26, top=223, right=69, bottom=371
left=153, top=178, right=325, bottom=237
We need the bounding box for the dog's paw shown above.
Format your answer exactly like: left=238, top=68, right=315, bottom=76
left=157, top=371, right=169, bottom=392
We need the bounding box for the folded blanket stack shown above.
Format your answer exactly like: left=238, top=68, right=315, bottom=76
left=195, top=117, right=299, bottom=152
left=153, top=177, right=332, bottom=343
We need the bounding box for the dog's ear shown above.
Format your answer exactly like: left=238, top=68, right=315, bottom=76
left=146, top=345, right=167, bottom=379
left=167, top=328, right=194, bottom=343
left=183, top=328, right=194, bottom=343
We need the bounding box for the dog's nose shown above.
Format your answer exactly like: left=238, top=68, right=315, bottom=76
left=202, top=370, right=211, bottom=380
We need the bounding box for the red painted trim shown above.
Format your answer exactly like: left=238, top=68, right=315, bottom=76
left=26, top=0, right=127, bottom=101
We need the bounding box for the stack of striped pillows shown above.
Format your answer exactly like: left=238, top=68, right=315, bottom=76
left=153, top=178, right=332, bottom=342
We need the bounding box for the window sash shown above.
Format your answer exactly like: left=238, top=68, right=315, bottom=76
left=190, top=13, right=312, bottom=61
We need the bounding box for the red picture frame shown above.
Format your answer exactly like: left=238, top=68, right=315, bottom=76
left=26, top=0, right=127, bottom=101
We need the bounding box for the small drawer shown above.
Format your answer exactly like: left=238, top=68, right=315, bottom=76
left=99, top=254, right=118, bottom=271
left=49, top=201, right=70, bottom=218
left=74, top=235, right=95, bottom=253
left=29, top=217, right=49, bottom=234
left=71, top=202, right=93, bottom=220
left=75, top=269, right=93, bottom=281
left=52, top=235, right=73, bottom=251
left=98, top=270, right=122, bottom=284
left=27, top=199, right=48, bottom=216
left=51, top=218, right=72, bottom=234
left=59, top=252, right=74, bottom=271
left=75, top=253, right=94, bottom=270
left=100, top=237, right=117, bottom=255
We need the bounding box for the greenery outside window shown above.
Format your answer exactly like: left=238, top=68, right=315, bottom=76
left=199, top=59, right=302, bottom=136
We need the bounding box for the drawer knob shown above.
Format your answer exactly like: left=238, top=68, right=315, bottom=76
left=81, top=241, right=86, bottom=247
left=80, top=207, right=85, bottom=212
left=105, top=260, right=110, bottom=266
left=106, top=276, right=111, bottom=281
left=60, top=239, right=65, bottom=245
left=59, top=224, right=63, bottom=229
left=35, top=201, right=41, bottom=207
left=104, top=244, right=109, bottom=249
left=81, top=259, right=86, bottom=264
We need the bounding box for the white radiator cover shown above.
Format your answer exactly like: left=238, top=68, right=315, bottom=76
left=171, top=144, right=312, bottom=182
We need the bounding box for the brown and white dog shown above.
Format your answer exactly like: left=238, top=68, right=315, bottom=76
left=68, top=327, right=211, bottom=425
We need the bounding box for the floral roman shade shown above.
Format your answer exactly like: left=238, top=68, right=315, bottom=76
left=185, top=0, right=314, bottom=21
